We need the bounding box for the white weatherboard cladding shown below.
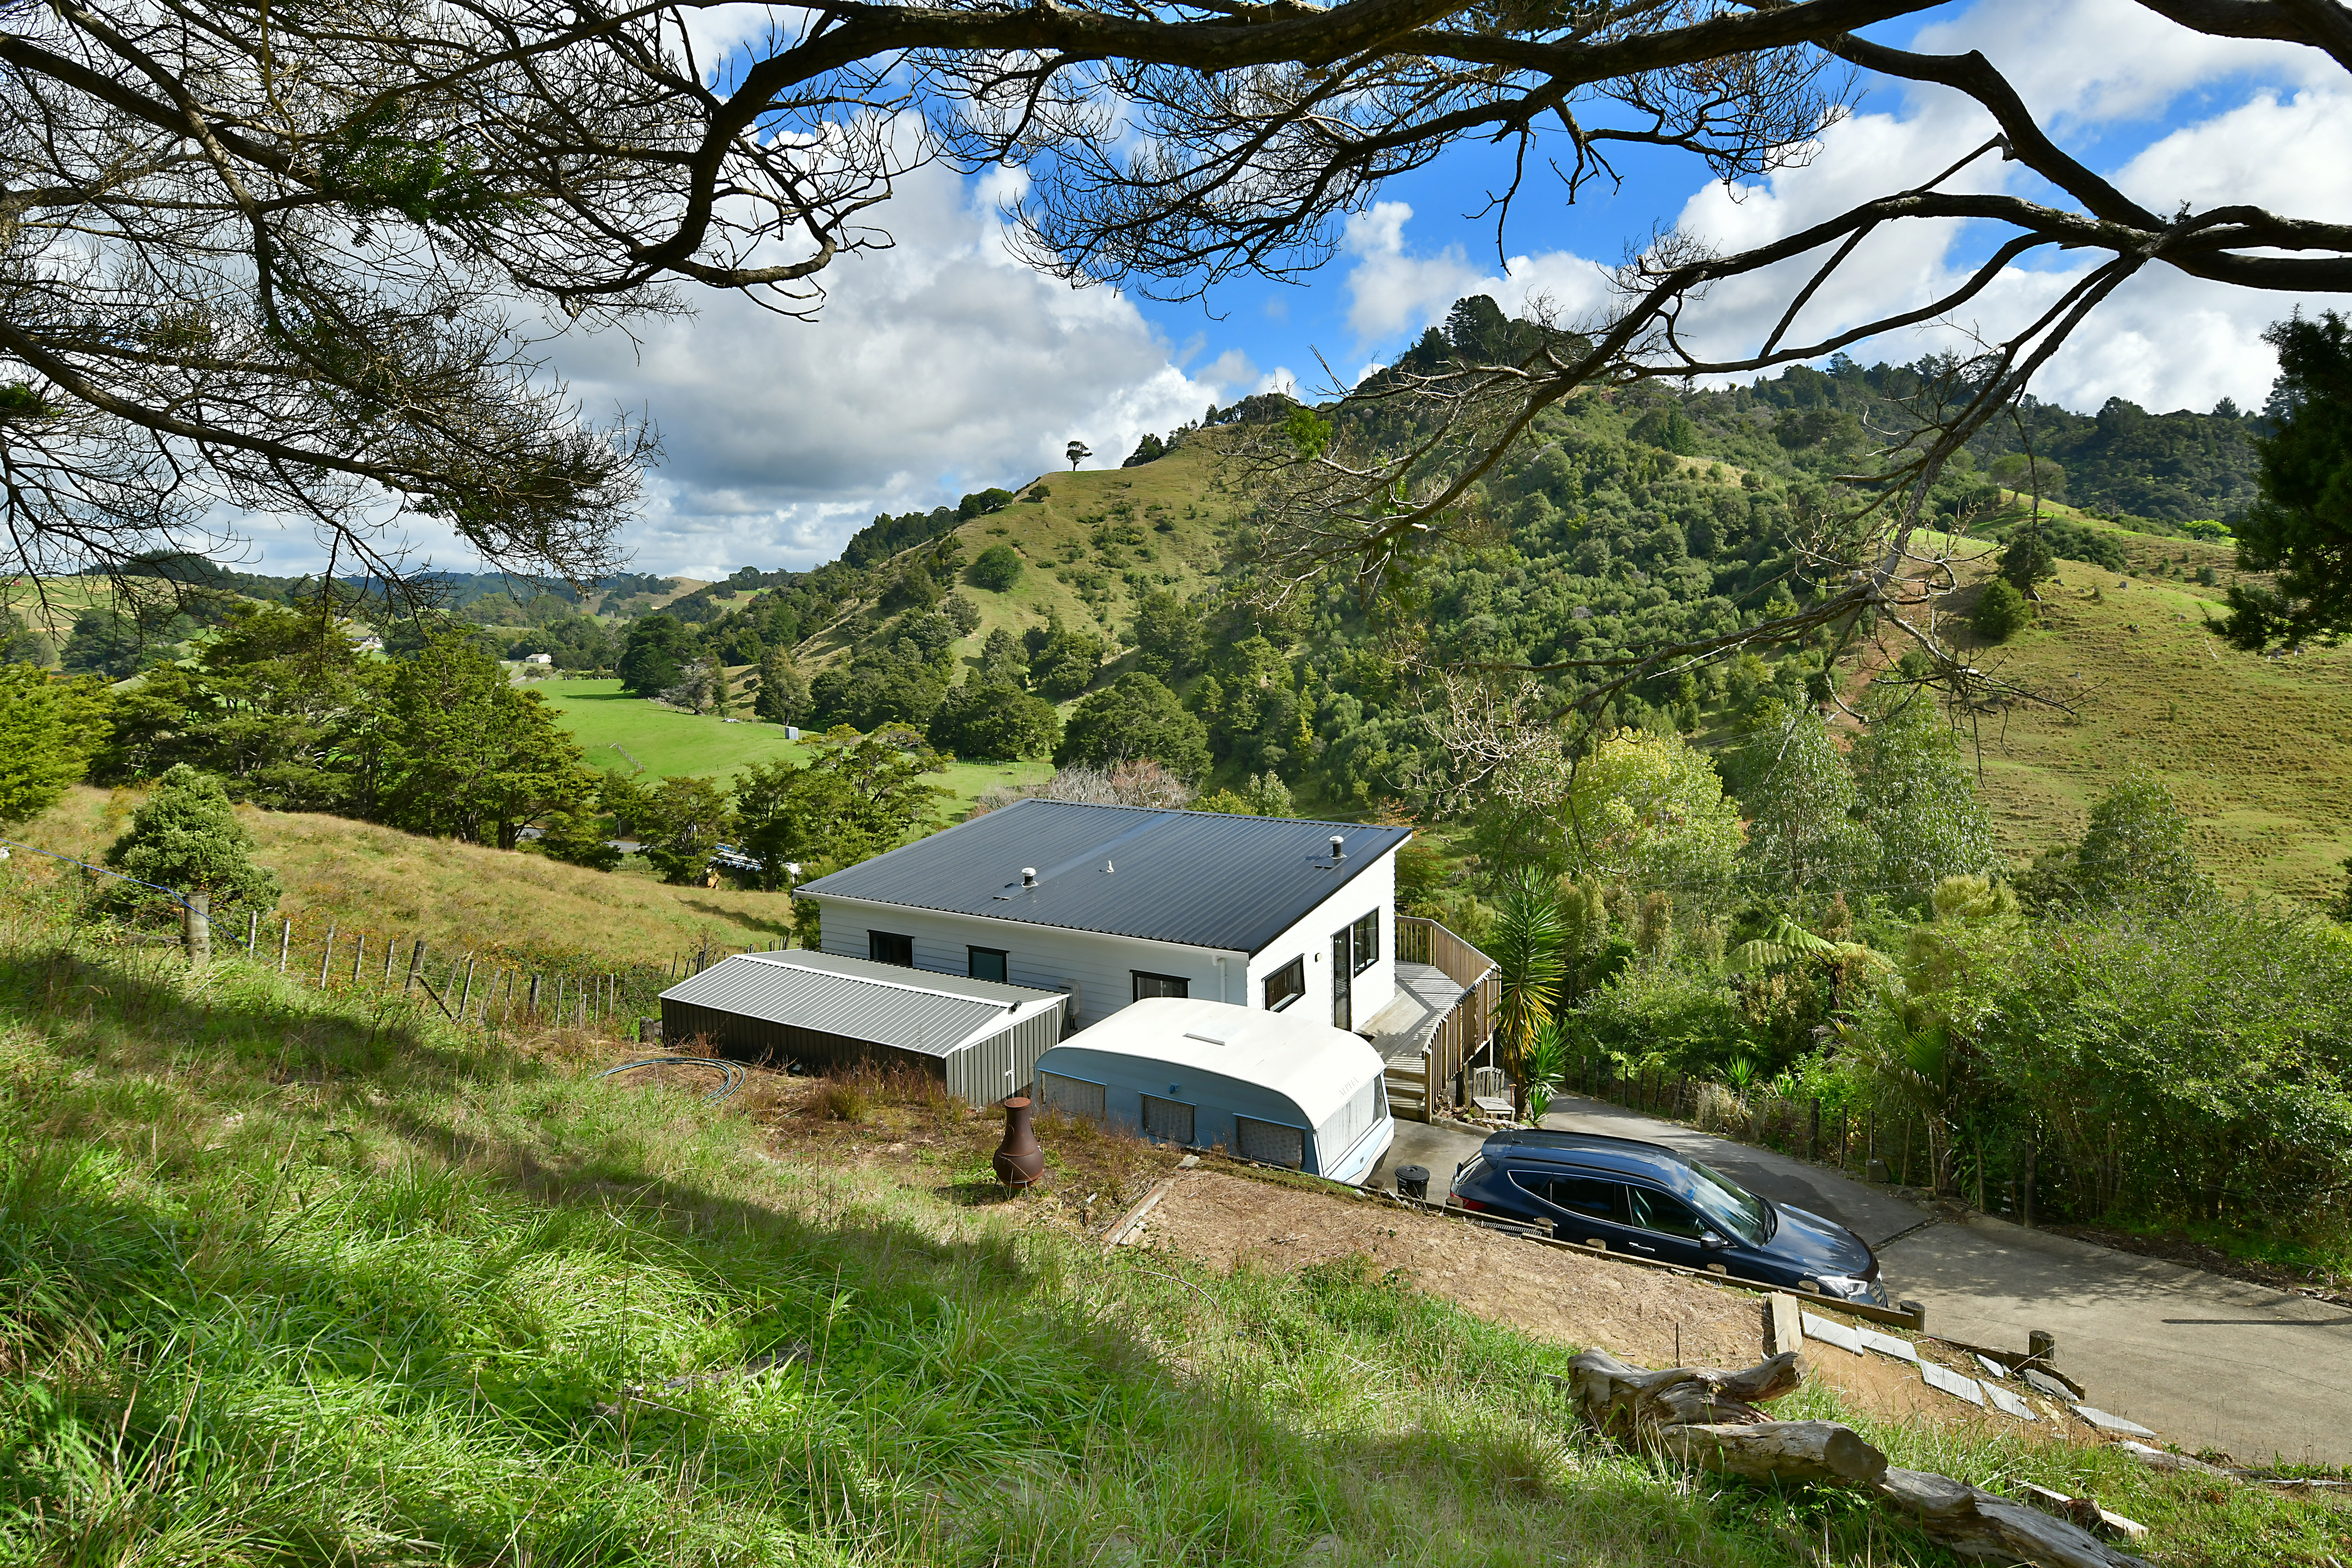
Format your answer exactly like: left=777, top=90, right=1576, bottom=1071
left=811, top=842, right=1400, bottom=1030
left=1244, top=848, right=1397, bottom=1025
left=812, top=897, right=1241, bottom=1028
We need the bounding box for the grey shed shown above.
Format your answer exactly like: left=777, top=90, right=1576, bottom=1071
left=658, top=950, right=1067, bottom=1106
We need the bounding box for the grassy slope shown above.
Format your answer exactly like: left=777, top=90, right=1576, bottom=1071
left=1939, top=541, right=2352, bottom=909
left=18, top=784, right=795, bottom=967
left=3, top=912, right=2340, bottom=1566
left=925, top=441, right=2350, bottom=905
left=796, top=435, right=1246, bottom=686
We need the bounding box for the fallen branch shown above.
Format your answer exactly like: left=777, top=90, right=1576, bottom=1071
left=1559, top=1347, right=2151, bottom=1568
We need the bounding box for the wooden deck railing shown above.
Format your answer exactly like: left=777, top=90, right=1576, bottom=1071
left=1393, top=915, right=1498, bottom=1122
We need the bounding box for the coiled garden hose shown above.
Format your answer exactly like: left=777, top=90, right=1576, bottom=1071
left=596, top=1055, right=747, bottom=1105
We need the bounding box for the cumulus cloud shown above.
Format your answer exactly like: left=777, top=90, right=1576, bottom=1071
left=242, top=146, right=1242, bottom=579
left=541, top=160, right=1241, bottom=577
left=1610, top=0, right=2352, bottom=413
left=1339, top=200, right=1611, bottom=358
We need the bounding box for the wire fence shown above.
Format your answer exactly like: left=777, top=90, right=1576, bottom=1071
left=1, top=836, right=791, bottom=1046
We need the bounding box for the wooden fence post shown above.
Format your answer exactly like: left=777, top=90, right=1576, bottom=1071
left=528, top=974, right=542, bottom=1016
left=318, top=924, right=336, bottom=988
left=182, top=891, right=210, bottom=965
left=351, top=933, right=365, bottom=983
left=278, top=919, right=291, bottom=972
left=404, top=940, right=426, bottom=991
left=458, top=956, right=476, bottom=1018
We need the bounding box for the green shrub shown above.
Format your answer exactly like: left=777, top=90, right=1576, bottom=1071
left=1055, top=672, right=1209, bottom=778
left=1972, top=577, right=2028, bottom=641
left=101, top=764, right=280, bottom=924
left=967, top=544, right=1023, bottom=592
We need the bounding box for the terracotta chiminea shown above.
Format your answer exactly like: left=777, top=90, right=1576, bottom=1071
left=993, top=1095, right=1044, bottom=1190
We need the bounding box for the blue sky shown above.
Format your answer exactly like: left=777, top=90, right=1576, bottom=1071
left=247, top=0, right=2352, bottom=579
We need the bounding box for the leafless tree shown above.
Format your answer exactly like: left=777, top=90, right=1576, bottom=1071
left=2, top=0, right=2344, bottom=670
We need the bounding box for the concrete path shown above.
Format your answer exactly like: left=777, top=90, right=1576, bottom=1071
left=1882, top=1216, right=2352, bottom=1467
left=1362, top=1094, right=2352, bottom=1465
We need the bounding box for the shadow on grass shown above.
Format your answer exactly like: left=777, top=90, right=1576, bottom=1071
left=21, top=940, right=2305, bottom=1567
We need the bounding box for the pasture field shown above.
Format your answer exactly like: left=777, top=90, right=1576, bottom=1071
left=14, top=785, right=795, bottom=969
left=537, top=678, right=1050, bottom=809
left=1949, top=554, right=2352, bottom=910
left=796, top=433, right=1246, bottom=679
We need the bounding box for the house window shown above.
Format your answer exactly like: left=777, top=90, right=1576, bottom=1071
left=1132, top=971, right=1189, bottom=1002
left=969, top=947, right=1008, bottom=983
left=868, top=931, right=913, bottom=967
left=1351, top=911, right=1380, bottom=975
left=1263, top=956, right=1304, bottom=1012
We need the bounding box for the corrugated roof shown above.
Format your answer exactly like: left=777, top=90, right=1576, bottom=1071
left=660, top=951, right=1064, bottom=1058
left=795, top=800, right=1412, bottom=954
left=1037, top=997, right=1385, bottom=1126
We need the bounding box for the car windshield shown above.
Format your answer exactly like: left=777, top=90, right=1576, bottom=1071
left=1682, top=1159, right=1771, bottom=1246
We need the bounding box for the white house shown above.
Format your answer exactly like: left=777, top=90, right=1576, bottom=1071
left=792, top=799, right=1413, bottom=1035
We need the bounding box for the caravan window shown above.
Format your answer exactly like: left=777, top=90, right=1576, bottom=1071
left=1317, top=1076, right=1385, bottom=1161
left=1141, top=1094, right=1195, bottom=1146
left=1037, top=1072, right=1106, bottom=1124
left=1235, top=1116, right=1305, bottom=1169
left=1262, top=956, right=1304, bottom=1012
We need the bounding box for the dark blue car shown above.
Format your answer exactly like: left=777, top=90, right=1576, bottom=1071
left=1448, top=1129, right=1889, bottom=1307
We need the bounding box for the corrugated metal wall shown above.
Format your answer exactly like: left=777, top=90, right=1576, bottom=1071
left=662, top=997, right=1064, bottom=1108
left=944, top=1008, right=1063, bottom=1105
left=661, top=999, right=942, bottom=1081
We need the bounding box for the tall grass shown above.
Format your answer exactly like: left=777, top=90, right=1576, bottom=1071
left=0, top=918, right=2341, bottom=1565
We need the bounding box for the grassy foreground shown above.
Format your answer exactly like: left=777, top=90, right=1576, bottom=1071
left=3, top=906, right=2346, bottom=1565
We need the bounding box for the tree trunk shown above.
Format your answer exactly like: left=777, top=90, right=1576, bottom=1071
left=1876, top=1467, right=2151, bottom=1568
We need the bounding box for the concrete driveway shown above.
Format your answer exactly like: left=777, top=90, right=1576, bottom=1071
left=1364, top=1095, right=2352, bottom=1466
left=1882, top=1217, right=2352, bottom=1467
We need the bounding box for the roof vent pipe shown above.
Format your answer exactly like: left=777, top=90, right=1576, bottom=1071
left=1330, top=834, right=1345, bottom=859
left=1021, top=866, right=1037, bottom=887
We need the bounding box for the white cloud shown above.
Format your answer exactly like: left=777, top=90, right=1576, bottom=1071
left=1628, top=0, right=2352, bottom=416
left=1339, top=200, right=1611, bottom=356
left=1910, top=0, right=2334, bottom=129
left=534, top=158, right=1241, bottom=577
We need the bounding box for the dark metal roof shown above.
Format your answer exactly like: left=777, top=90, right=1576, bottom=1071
left=1480, top=1129, right=1694, bottom=1182
left=795, top=800, right=1412, bottom=954
left=660, top=951, right=1063, bottom=1059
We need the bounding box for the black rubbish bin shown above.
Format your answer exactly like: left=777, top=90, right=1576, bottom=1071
left=1395, top=1164, right=1430, bottom=1201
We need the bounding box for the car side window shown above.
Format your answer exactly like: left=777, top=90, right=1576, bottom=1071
left=1526, top=1173, right=1630, bottom=1223
left=1628, top=1187, right=1708, bottom=1239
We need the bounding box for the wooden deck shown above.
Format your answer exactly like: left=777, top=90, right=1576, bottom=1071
left=1372, top=918, right=1497, bottom=1123
left=1363, top=961, right=1466, bottom=1064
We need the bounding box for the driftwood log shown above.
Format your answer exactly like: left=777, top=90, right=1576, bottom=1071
left=1878, top=1468, right=2152, bottom=1568
left=1563, top=1349, right=1886, bottom=1485
left=1560, top=1349, right=2151, bottom=1568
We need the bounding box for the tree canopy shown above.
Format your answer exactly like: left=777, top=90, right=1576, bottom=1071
left=2225, top=311, right=2352, bottom=650
left=1056, top=673, right=1211, bottom=779
left=3, top=0, right=2339, bottom=635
